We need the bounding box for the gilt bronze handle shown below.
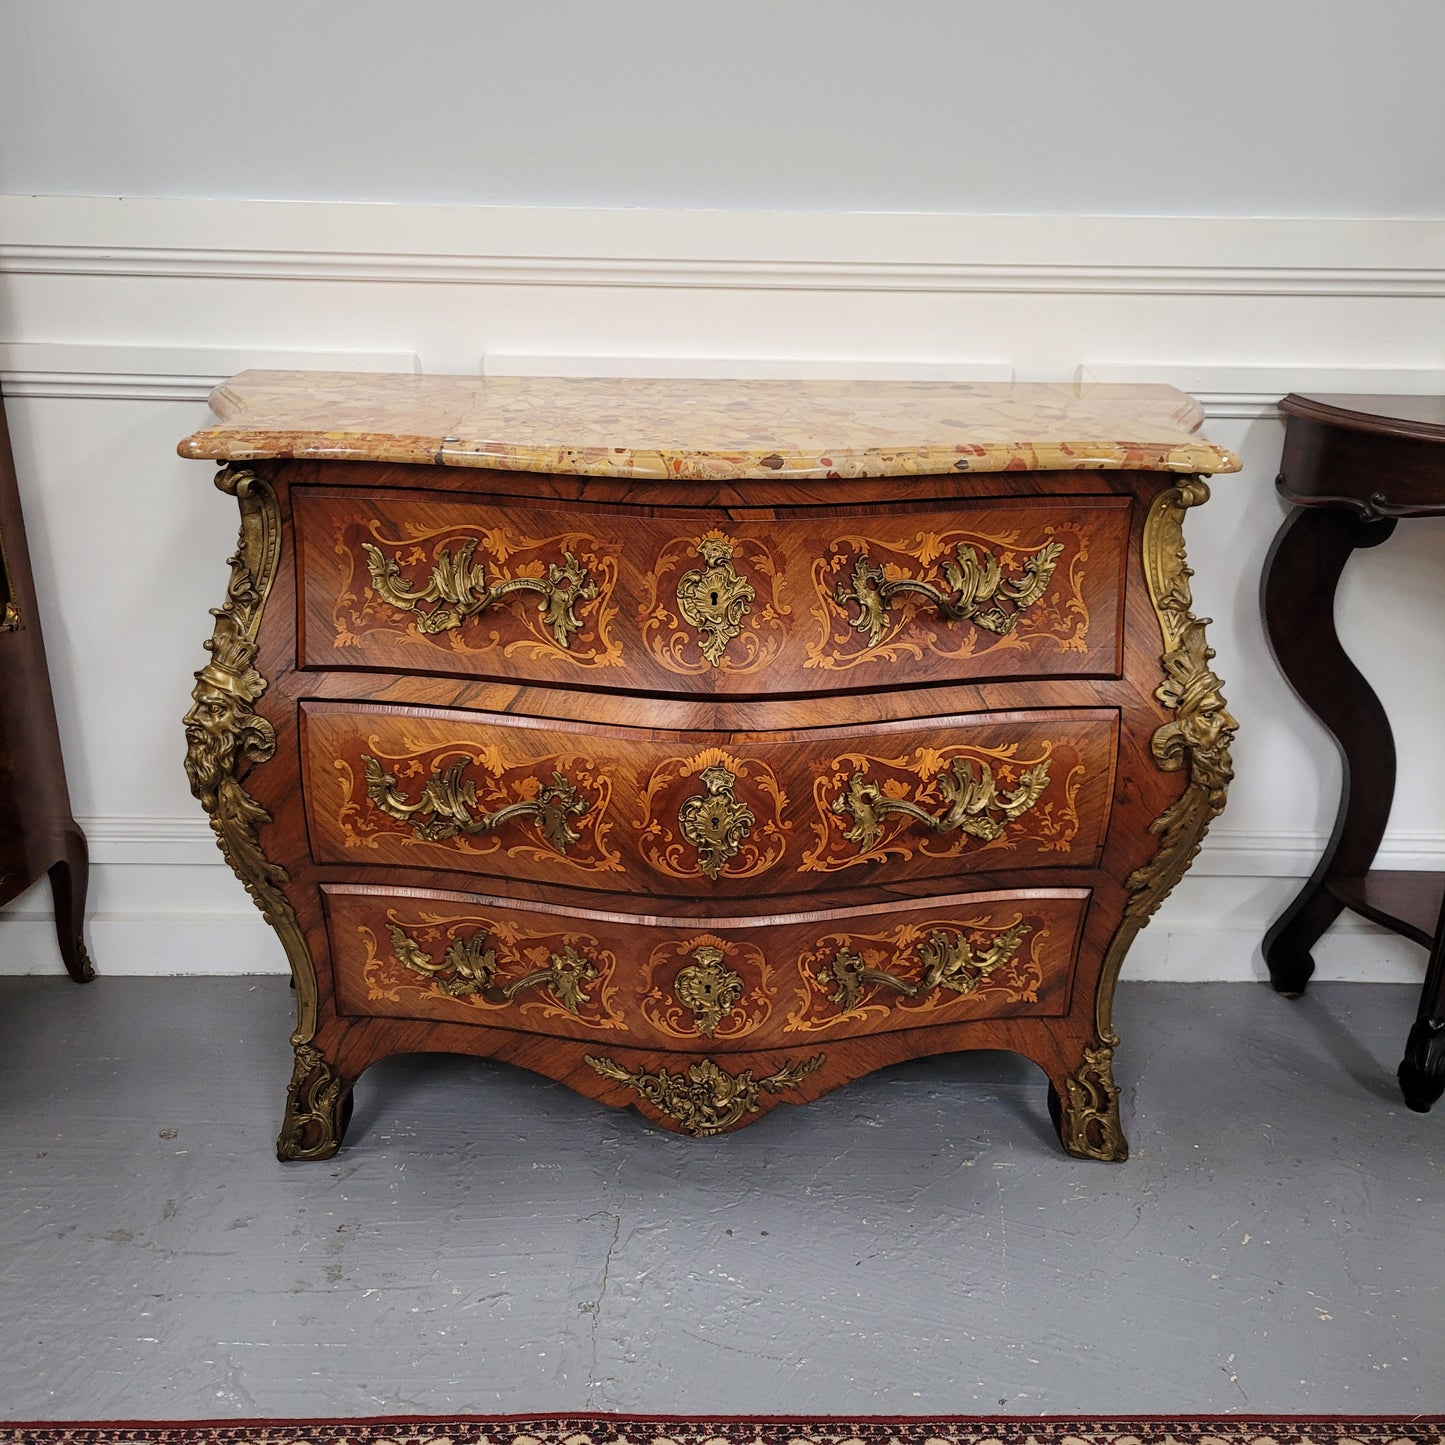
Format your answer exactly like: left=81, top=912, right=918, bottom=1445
left=835, top=539, right=1063, bottom=647
left=388, top=923, right=597, bottom=1014
left=818, top=947, right=916, bottom=1011
left=483, top=944, right=597, bottom=1014
left=363, top=754, right=589, bottom=852
left=831, top=756, right=1050, bottom=854
left=387, top=922, right=498, bottom=998
left=362, top=539, right=598, bottom=647
left=821, top=922, right=1032, bottom=1012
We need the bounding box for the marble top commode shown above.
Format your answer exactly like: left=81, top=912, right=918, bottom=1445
left=179, top=373, right=1240, bottom=480
left=178, top=366, right=1237, bottom=1164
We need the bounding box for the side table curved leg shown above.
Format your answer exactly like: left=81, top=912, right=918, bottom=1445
left=1260, top=505, right=1397, bottom=995
left=1399, top=907, right=1445, bottom=1111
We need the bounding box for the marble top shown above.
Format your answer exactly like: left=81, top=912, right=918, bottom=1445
left=178, top=372, right=1240, bottom=480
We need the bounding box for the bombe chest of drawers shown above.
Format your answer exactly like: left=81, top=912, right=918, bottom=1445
left=178, top=374, right=1238, bottom=1162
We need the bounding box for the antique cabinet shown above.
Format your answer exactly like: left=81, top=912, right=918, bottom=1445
left=0, top=380, right=93, bottom=981
left=178, top=374, right=1238, bottom=1161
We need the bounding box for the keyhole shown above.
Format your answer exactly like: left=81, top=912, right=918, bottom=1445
left=710, top=590, right=721, bottom=606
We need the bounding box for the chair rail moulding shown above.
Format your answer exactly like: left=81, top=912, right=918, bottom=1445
left=1, top=196, right=1444, bottom=296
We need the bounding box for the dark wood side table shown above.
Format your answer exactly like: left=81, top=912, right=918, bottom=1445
left=0, top=380, right=93, bottom=982
left=1261, top=392, right=1445, bottom=1111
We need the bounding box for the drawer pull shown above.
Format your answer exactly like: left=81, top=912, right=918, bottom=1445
left=485, top=944, right=597, bottom=1015
left=819, top=947, right=915, bottom=1010
left=822, top=922, right=1031, bottom=1012
left=678, top=763, right=756, bottom=880
left=388, top=922, right=597, bottom=1013
left=363, top=754, right=589, bottom=852
left=388, top=921, right=498, bottom=998
left=831, top=756, right=1050, bottom=854
left=584, top=1052, right=824, bottom=1136
left=835, top=539, right=1063, bottom=647
left=675, top=535, right=755, bottom=665
left=362, top=540, right=598, bottom=648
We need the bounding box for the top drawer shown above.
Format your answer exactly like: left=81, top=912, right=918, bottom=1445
left=295, top=488, right=1129, bottom=695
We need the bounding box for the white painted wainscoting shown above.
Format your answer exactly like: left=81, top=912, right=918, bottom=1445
left=1, top=194, right=1443, bottom=980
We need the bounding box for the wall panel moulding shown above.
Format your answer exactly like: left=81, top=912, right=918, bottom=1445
left=0, top=344, right=420, bottom=401
left=2, top=197, right=1444, bottom=297
left=1078, top=364, right=1445, bottom=420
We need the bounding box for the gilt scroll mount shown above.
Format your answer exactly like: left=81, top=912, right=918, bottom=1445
left=821, top=922, right=1031, bottom=1012
left=388, top=922, right=599, bottom=1014
left=585, top=1053, right=824, bottom=1136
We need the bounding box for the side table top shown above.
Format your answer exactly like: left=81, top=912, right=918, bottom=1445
left=1281, top=393, right=1445, bottom=445
left=177, top=372, right=1240, bottom=481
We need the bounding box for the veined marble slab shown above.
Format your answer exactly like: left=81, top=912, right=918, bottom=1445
left=179, top=373, right=1240, bottom=480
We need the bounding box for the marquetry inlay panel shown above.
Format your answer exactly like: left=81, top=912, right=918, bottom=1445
left=296, top=490, right=1130, bottom=694
left=324, top=885, right=1090, bottom=1048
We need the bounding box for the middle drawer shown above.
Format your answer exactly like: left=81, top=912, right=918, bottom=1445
left=301, top=701, right=1119, bottom=896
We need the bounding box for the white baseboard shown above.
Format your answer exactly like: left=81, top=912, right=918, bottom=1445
left=0, top=911, right=282, bottom=977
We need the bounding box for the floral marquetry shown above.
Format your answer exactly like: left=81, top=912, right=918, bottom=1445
left=801, top=724, right=1109, bottom=876
left=348, top=909, right=629, bottom=1032
left=786, top=908, right=1076, bottom=1035
left=304, top=706, right=624, bottom=883
left=809, top=520, right=1094, bottom=671
left=298, top=494, right=624, bottom=675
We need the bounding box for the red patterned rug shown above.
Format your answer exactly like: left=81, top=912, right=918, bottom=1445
left=0, top=1416, right=1441, bottom=1445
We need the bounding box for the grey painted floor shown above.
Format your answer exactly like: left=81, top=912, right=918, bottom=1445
left=0, top=974, right=1441, bottom=1421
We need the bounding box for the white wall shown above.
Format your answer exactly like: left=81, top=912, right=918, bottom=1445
left=3, top=0, right=1444, bottom=216
left=1, top=1, right=1442, bottom=981
left=1, top=196, right=1443, bottom=981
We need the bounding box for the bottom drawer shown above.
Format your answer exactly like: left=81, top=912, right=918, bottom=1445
left=322, top=884, right=1089, bottom=1050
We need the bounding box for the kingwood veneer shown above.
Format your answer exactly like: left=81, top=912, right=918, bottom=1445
left=178, top=374, right=1239, bottom=1161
